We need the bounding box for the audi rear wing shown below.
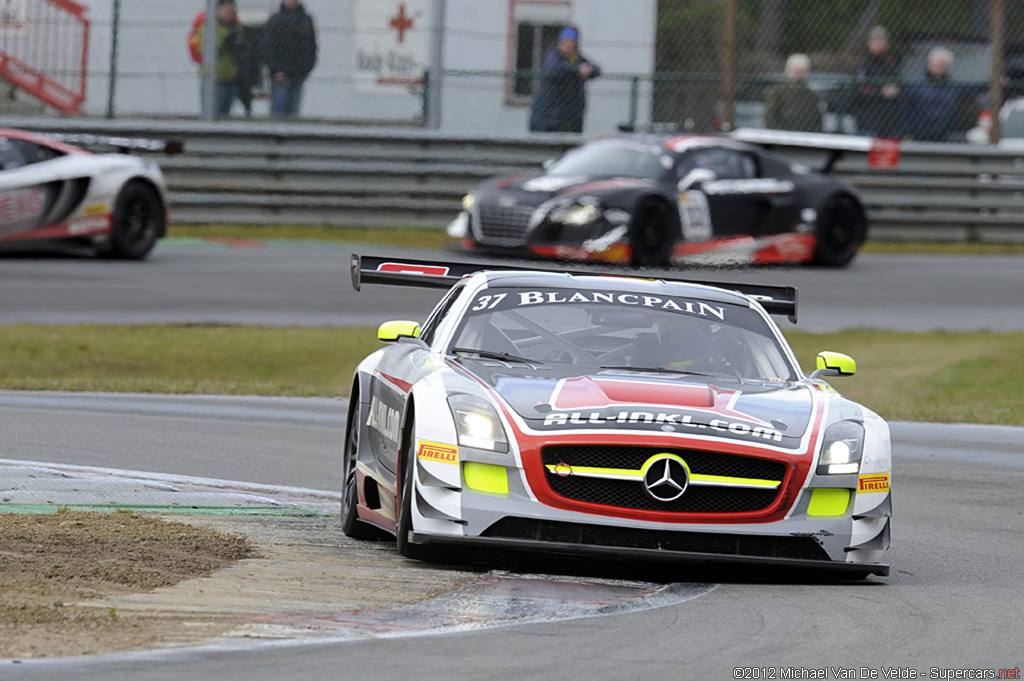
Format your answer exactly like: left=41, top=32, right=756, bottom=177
left=730, top=128, right=877, bottom=174
left=351, top=253, right=798, bottom=323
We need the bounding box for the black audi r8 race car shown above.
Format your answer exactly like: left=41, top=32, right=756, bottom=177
left=343, top=254, right=892, bottom=578
left=447, top=131, right=868, bottom=268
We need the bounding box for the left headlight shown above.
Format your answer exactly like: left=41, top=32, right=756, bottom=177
left=548, top=203, right=603, bottom=226
left=447, top=394, right=509, bottom=453
left=462, top=193, right=476, bottom=211
left=817, top=421, right=863, bottom=475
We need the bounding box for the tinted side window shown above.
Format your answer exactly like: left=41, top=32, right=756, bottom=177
left=0, top=138, right=27, bottom=170
left=679, top=149, right=758, bottom=180
left=0, top=138, right=62, bottom=170
left=418, top=285, right=465, bottom=345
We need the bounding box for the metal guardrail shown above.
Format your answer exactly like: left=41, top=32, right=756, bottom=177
left=4, top=117, right=1024, bottom=242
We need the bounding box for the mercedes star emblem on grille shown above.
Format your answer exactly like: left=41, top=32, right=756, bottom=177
left=642, top=456, right=690, bottom=502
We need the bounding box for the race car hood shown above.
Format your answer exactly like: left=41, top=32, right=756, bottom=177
left=477, top=173, right=654, bottom=207
left=457, top=361, right=816, bottom=450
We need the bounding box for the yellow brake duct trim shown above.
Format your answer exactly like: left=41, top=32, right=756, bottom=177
left=544, top=464, right=781, bottom=489
left=463, top=462, right=509, bottom=495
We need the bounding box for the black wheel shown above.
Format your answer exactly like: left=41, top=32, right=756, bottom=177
left=395, top=411, right=433, bottom=560
left=108, top=181, right=163, bottom=260
left=629, top=198, right=677, bottom=268
left=341, top=403, right=384, bottom=540
left=813, top=195, right=866, bottom=268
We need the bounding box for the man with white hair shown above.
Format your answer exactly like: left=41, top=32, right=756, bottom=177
left=900, top=47, right=962, bottom=141
left=764, top=53, right=823, bottom=132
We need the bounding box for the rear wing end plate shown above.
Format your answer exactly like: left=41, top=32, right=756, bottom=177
left=351, top=253, right=798, bottom=323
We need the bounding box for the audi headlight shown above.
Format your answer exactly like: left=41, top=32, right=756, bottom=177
left=817, top=421, right=864, bottom=475
left=548, top=203, right=603, bottom=226
left=447, top=394, right=509, bottom=452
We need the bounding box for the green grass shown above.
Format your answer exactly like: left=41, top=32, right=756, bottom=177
left=0, top=325, right=381, bottom=397
left=860, top=240, right=1024, bottom=256
left=168, top=224, right=459, bottom=250
left=1, top=324, right=1023, bottom=426
left=786, top=330, right=1024, bottom=425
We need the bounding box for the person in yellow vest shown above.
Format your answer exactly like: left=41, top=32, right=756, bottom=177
left=195, top=0, right=246, bottom=117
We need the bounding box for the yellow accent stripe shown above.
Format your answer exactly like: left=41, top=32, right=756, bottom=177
left=546, top=465, right=642, bottom=480
left=544, top=465, right=780, bottom=489
left=689, top=474, right=781, bottom=489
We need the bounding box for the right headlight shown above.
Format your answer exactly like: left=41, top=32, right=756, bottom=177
left=447, top=394, right=509, bottom=453
left=548, top=203, right=603, bottom=226
left=817, top=421, right=864, bottom=475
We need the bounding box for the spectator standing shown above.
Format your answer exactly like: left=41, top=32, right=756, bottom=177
left=764, top=53, right=823, bottom=133
left=191, top=0, right=242, bottom=116
left=854, top=26, right=901, bottom=137
left=528, top=26, right=602, bottom=134
left=190, top=2, right=257, bottom=117
left=262, top=0, right=318, bottom=117
left=901, top=47, right=960, bottom=142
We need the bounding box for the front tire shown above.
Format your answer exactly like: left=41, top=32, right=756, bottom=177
left=341, top=403, right=384, bottom=540
left=630, top=198, right=676, bottom=268
left=395, top=410, right=433, bottom=560
left=813, top=195, right=866, bottom=267
left=108, top=181, right=163, bottom=260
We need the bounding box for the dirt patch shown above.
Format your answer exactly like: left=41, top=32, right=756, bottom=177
left=0, top=511, right=479, bottom=660
left=0, top=512, right=257, bottom=659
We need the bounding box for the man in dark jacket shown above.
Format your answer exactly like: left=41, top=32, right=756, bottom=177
left=764, top=53, right=823, bottom=133
left=262, top=0, right=317, bottom=117
left=854, top=26, right=901, bottom=138
left=529, top=26, right=601, bottom=134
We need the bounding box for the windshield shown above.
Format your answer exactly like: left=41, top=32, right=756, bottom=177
left=546, top=141, right=670, bottom=180
left=449, top=286, right=797, bottom=381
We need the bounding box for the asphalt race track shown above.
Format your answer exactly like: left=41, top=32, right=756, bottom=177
left=1, top=239, right=1023, bottom=331
left=2, top=396, right=1023, bottom=680
left=2, top=242, right=1024, bottom=679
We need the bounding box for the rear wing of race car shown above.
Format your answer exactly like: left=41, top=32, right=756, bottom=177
left=45, top=132, right=185, bottom=155
left=351, top=253, right=798, bottom=323
left=730, top=128, right=877, bottom=174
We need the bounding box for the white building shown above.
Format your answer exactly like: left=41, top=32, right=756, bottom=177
left=51, top=0, right=656, bottom=135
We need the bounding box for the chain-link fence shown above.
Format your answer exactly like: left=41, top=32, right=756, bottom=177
left=653, top=0, right=1016, bottom=144
left=2, top=0, right=1020, bottom=142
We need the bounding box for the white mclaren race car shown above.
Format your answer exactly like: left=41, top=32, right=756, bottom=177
left=344, top=254, right=892, bottom=578
left=0, top=128, right=175, bottom=259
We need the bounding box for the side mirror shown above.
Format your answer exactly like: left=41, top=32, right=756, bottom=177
left=809, top=351, right=856, bottom=379
left=542, top=158, right=556, bottom=171
left=378, top=320, right=421, bottom=344
left=677, top=168, right=716, bottom=191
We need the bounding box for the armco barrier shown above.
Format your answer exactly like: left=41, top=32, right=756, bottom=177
left=3, top=117, right=1024, bottom=242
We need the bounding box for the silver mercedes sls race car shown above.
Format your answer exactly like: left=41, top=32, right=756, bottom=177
left=344, top=254, right=891, bottom=577
left=0, top=128, right=174, bottom=259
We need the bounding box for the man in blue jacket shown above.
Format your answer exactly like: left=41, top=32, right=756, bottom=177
left=529, top=26, right=602, bottom=133
left=901, top=47, right=962, bottom=142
